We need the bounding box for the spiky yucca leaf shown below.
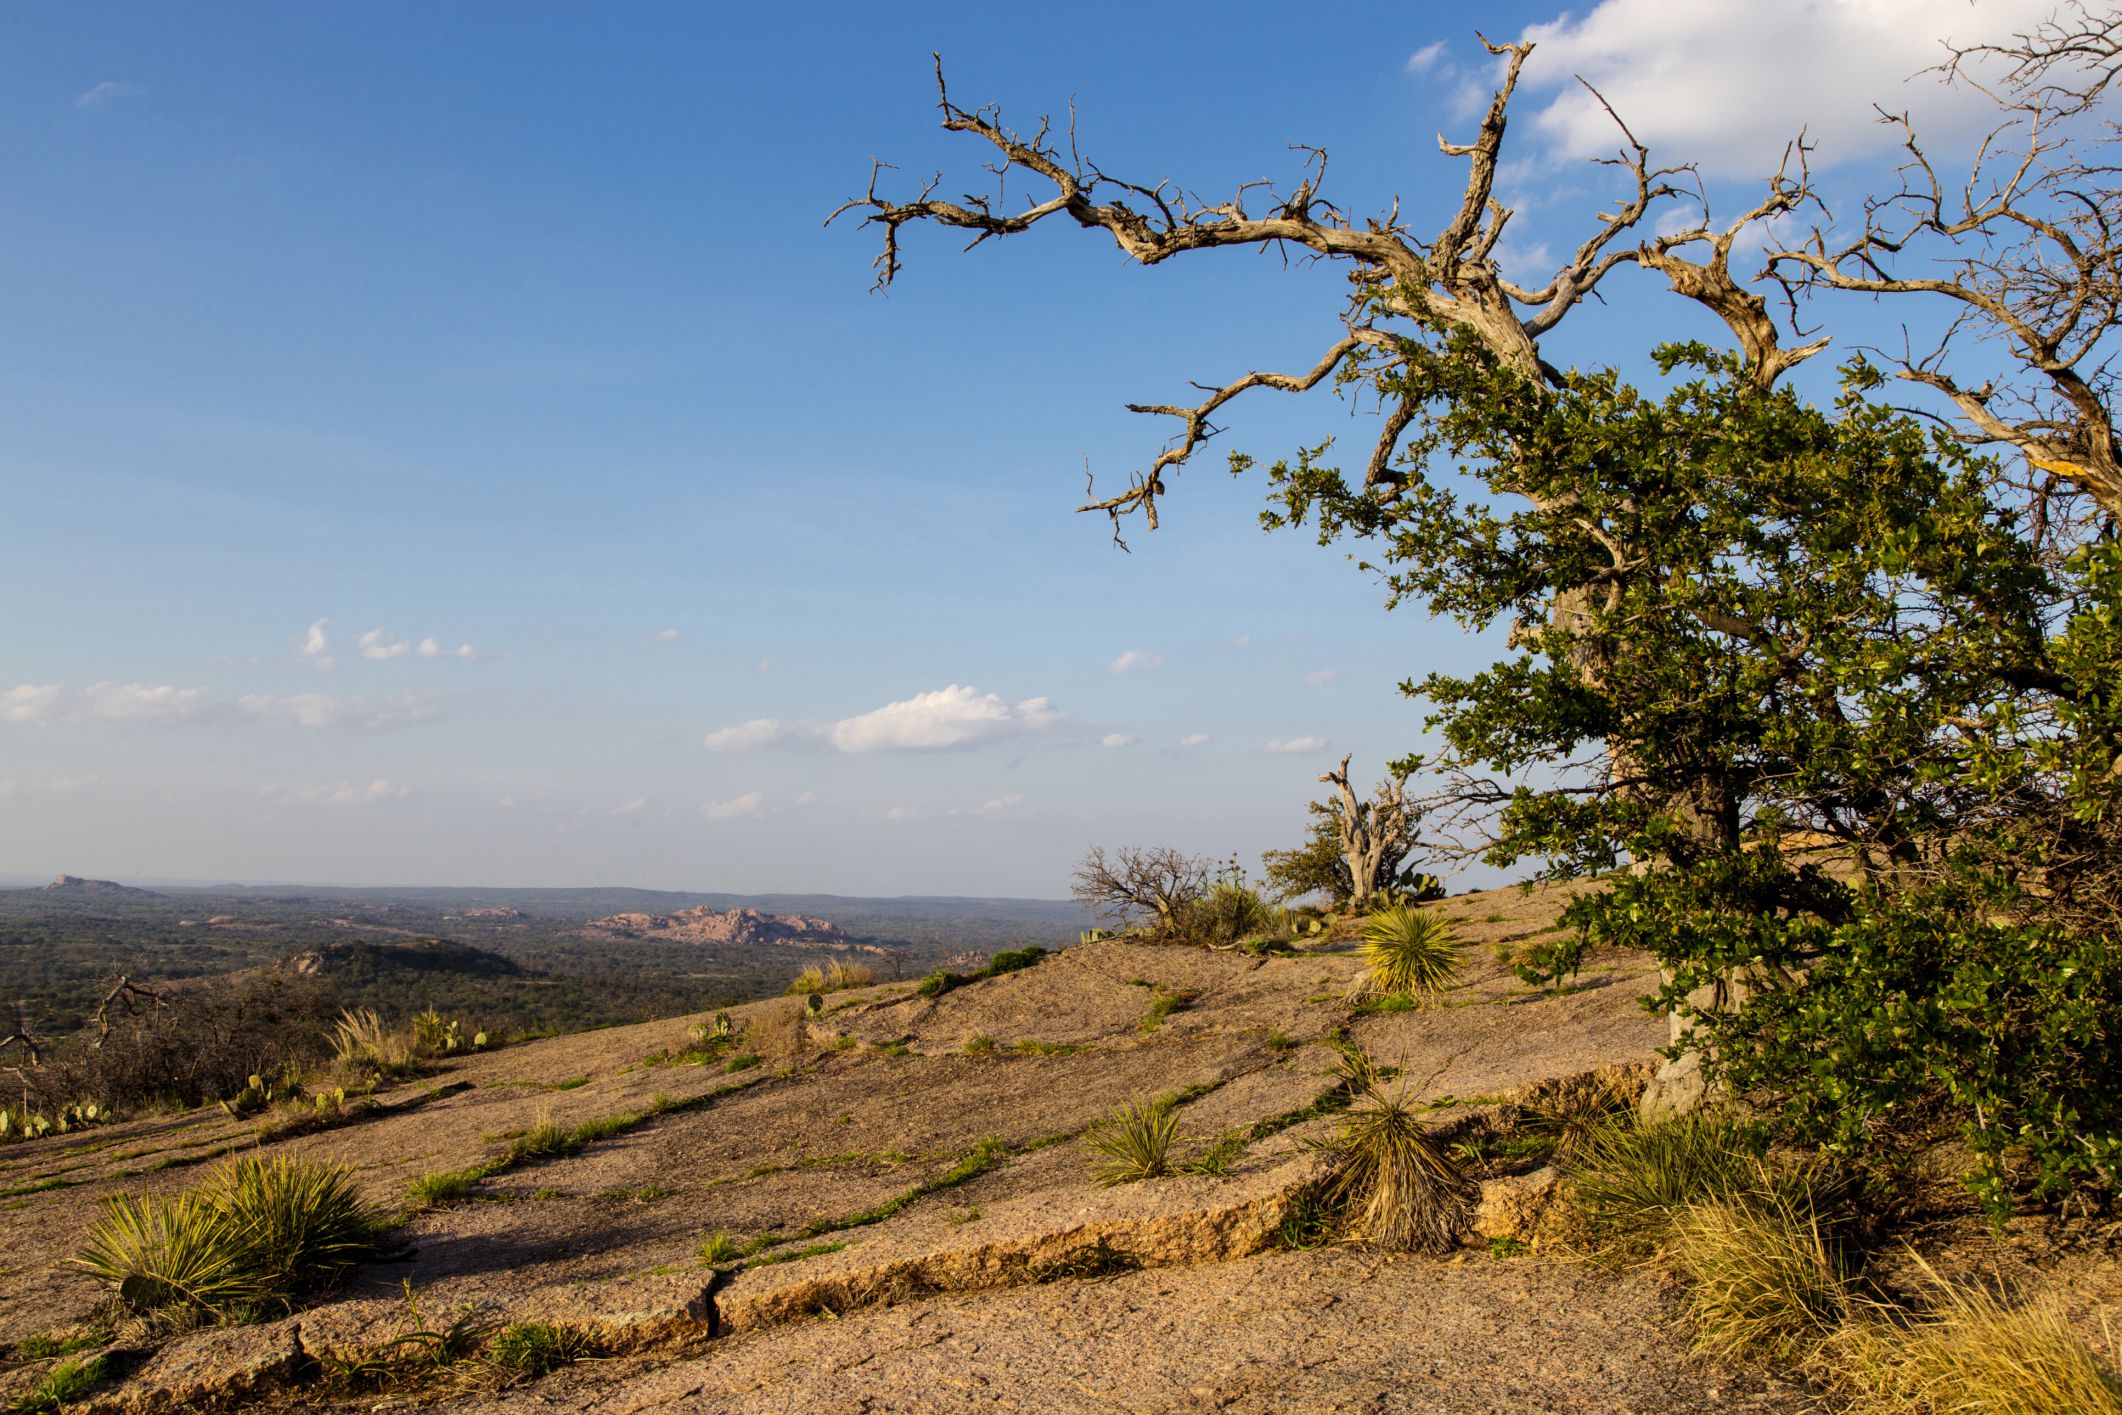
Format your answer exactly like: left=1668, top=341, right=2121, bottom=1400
left=1313, top=1066, right=1477, bottom=1253
left=1085, top=1096, right=1179, bottom=1186
left=1357, top=905, right=1461, bottom=998
left=202, top=1155, right=389, bottom=1286
left=76, top=1193, right=262, bottom=1315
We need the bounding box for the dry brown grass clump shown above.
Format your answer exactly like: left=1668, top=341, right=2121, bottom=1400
left=1672, top=1181, right=1850, bottom=1360
left=1827, top=1256, right=2122, bottom=1415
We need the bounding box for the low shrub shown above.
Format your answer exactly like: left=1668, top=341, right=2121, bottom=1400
left=28, top=971, right=339, bottom=1120
left=1085, top=1097, right=1179, bottom=1186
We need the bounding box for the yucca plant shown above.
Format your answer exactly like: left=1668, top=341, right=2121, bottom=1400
left=1310, top=1063, right=1477, bottom=1253
left=1357, top=905, right=1461, bottom=998
left=1829, top=1255, right=2122, bottom=1415
left=1085, top=1096, right=1180, bottom=1186
left=76, top=1193, right=263, bottom=1316
left=201, top=1155, right=390, bottom=1288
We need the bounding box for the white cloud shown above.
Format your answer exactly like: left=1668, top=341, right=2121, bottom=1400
left=1107, top=649, right=1165, bottom=675
left=1177, top=732, right=1211, bottom=749
left=42, top=774, right=100, bottom=793
left=1517, top=0, right=2057, bottom=177
left=703, top=791, right=766, bottom=821
left=976, top=793, right=1024, bottom=816
left=793, top=789, right=819, bottom=806
left=2, top=682, right=212, bottom=724
left=357, top=629, right=409, bottom=660
left=2, top=681, right=428, bottom=730
left=1405, top=40, right=1449, bottom=74
left=1301, top=668, right=1341, bottom=687
left=238, top=692, right=436, bottom=731
left=358, top=628, right=477, bottom=661
left=1, top=684, right=64, bottom=723
left=300, top=618, right=334, bottom=670
left=76, top=81, right=142, bottom=108
left=82, top=682, right=212, bottom=721
left=609, top=797, right=649, bottom=817
left=827, top=685, right=1059, bottom=754
left=1267, top=735, right=1328, bottom=754
left=707, top=685, right=1064, bottom=756
left=312, top=779, right=408, bottom=806
left=1100, top=733, right=1139, bottom=749
left=885, top=805, right=925, bottom=822
left=418, top=637, right=475, bottom=660
left=704, top=717, right=796, bottom=753
left=654, top=628, right=681, bottom=642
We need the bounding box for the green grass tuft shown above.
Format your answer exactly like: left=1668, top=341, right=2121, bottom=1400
left=7, top=1354, right=109, bottom=1414
left=485, top=1321, right=597, bottom=1380
left=1563, top=1111, right=1766, bottom=1258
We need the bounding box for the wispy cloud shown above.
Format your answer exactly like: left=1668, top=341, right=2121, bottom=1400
left=654, top=628, right=681, bottom=642
left=237, top=692, right=436, bottom=731
left=1301, top=668, right=1341, bottom=687
left=608, top=797, right=649, bottom=817
left=2, top=684, right=66, bottom=723
left=272, top=779, right=409, bottom=807
left=1107, top=649, right=1164, bottom=676
left=703, top=717, right=795, bottom=753
left=1267, top=735, right=1328, bottom=754
left=299, top=618, right=334, bottom=671
left=702, top=791, right=766, bottom=821
left=1404, top=40, right=1449, bottom=74
left=76, top=81, right=142, bottom=109
left=1100, top=733, right=1139, bottom=749
left=1177, top=732, right=1211, bottom=749
left=976, top=793, right=1024, bottom=816
left=705, top=685, right=1063, bottom=756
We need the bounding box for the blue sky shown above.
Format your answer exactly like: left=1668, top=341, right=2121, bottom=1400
left=0, top=1, right=2056, bottom=894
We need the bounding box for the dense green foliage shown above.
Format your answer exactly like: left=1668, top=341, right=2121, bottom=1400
left=1254, top=335, right=2122, bottom=1211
